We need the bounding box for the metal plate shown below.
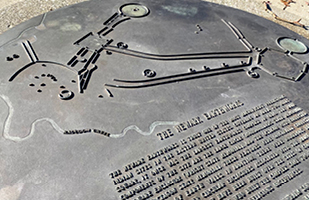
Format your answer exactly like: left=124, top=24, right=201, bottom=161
left=1, top=0, right=309, bottom=199
left=277, top=37, right=308, bottom=54
left=120, top=3, right=150, bottom=18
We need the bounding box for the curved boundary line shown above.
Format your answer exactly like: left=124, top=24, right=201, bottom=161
left=0, top=95, right=179, bottom=141
left=110, top=121, right=180, bottom=138
left=9, top=61, right=77, bottom=82
left=0, top=13, right=47, bottom=49
left=0, top=95, right=64, bottom=142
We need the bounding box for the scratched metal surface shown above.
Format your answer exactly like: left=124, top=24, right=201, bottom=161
left=1, top=0, right=309, bottom=199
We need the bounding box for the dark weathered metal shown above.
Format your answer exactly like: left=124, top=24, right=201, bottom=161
left=1, top=0, right=309, bottom=199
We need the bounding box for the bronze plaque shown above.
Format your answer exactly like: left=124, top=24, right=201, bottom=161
left=1, top=0, right=309, bottom=199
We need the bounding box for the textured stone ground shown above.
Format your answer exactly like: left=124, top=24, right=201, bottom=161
left=0, top=0, right=308, bottom=38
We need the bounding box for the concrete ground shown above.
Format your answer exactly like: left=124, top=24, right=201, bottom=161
left=0, top=0, right=308, bottom=38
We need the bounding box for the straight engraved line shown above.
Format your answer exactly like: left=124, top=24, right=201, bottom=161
left=256, top=53, right=261, bottom=65
left=71, top=60, right=79, bottom=67
left=106, top=45, right=251, bottom=56
left=106, top=69, right=245, bottom=89
left=81, top=70, right=89, bottom=80
left=274, top=74, right=296, bottom=81
left=239, top=40, right=252, bottom=51
left=102, top=28, right=114, bottom=36
left=269, top=48, right=287, bottom=53
left=82, top=65, right=98, bottom=90
left=81, top=49, right=89, bottom=57
left=228, top=21, right=245, bottom=39
left=303, top=64, right=309, bottom=73
left=22, top=42, right=34, bottom=62
left=111, top=18, right=131, bottom=28
left=92, top=53, right=100, bottom=64
left=221, top=19, right=240, bottom=39
left=114, top=61, right=251, bottom=83
left=104, top=39, right=114, bottom=47
left=105, top=88, right=113, bottom=97
left=228, top=22, right=254, bottom=49
left=21, top=40, right=39, bottom=63
left=97, top=47, right=104, bottom=53
left=295, top=72, right=305, bottom=81
left=243, top=39, right=254, bottom=49
left=103, top=13, right=118, bottom=25
left=78, top=52, right=98, bottom=93
left=260, top=47, right=269, bottom=54
left=78, top=52, right=97, bottom=75
left=104, top=46, right=250, bottom=61
left=74, top=32, right=93, bottom=45
left=97, top=27, right=108, bottom=35
left=27, top=40, right=39, bottom=61
left=77, top=47, right=86, bottom=55
left=67, top=56, right=77, bottom=66
left=288, top=53, right=307, bottom=63
left=77, top=73, right=82, bottom=93
left=257, top=64, right=274, bottom=76
left=221, top=19, right=253, bottom=51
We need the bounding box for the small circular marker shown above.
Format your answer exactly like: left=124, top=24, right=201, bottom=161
left=6, top=57, right=13, bottom=61
left=277, top=37, right=308, bottom=54
left=247, top=70, right=259, bottom=78
left=59, top=90, right=74, bottom=100
left=144, top=69, right=156, bottom=78
left=117, top=42, right=128, bottom=49
left=120, top=3, right=149, bottom=18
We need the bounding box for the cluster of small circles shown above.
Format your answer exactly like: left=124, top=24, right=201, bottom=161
left=6, top=54, right=19, bottom=61
left=33, top=74, right=57, bottom=82
left=28, top=73, right=77, bottom=97
left=47, top=74, right=57, bottom=82
left=195, top=24, right=203, bottom=34
left=29, top=83, right=46, bottom=87
left=29, top=83, right=46, bottom=93
left=29, top=72, right=60, bottom=93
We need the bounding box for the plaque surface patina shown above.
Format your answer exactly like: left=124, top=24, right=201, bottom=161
left=1, top=0, right=309, bottom=199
